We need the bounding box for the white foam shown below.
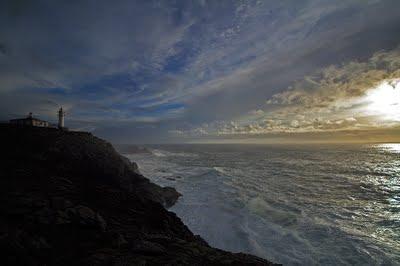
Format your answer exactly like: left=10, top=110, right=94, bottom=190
left=124, top=144, right=400, bottom=264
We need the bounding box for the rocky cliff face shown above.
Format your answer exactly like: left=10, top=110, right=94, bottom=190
left=0, top=124, right=276, bottom=265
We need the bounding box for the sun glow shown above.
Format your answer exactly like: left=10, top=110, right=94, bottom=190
left=365, top=79, right=400, bottom=121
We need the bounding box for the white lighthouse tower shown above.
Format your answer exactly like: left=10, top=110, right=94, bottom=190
left=58, top=107, right=65, bottom=128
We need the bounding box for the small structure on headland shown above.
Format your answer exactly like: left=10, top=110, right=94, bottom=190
left=58, top=107, right=65, bottom=129
left=9, top=107, right=66, bottom=129
left=9, top=112, right=49, bottom=127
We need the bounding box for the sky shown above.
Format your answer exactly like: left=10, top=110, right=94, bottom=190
left=1, top=0, right=400, bottom=143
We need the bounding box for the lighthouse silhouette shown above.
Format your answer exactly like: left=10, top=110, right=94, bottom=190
left=58, top=107, right=65, bottom=129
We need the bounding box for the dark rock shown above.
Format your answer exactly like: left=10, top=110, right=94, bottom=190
left=121, top=155, right=141, bottom=174
left=137, top=183, right=182, bottom=208
left=51, top=197, right=72, bottom=210
left=162, top=186, right=182, bottom=208
left=0, top=124, right=276, bottom=265
left=130, top=161, right=140, bottom=174
left=34, top=207, right=54, bottom=225
left=66, top=205, right=107, bottom=231
left=132, top=240, right=166, bottom=255
left=83, top=250, right=113, bottom=266
left=55, top=210, right=71, bottom=225
left=111, top=233, right=129, bottom=248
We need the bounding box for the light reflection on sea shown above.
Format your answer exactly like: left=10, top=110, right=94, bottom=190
left=124, top=143, right=400, bottom=265
left=377, top=143, right=400, bottom=153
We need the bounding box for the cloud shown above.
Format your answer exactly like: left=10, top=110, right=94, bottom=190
left=0, top=1, right=193, bottom=88
left=249, top=109, right=265, bottom=116
left=1, top=0, right=400, bottom=143
left=267, top=48, right=400, bottom=108
left=174, top=46, right=400, bottom=138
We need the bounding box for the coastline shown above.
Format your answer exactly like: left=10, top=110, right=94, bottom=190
left=0, top=124, right=276, bottom=265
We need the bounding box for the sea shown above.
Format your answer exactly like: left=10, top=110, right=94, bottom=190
left=122, top=143, right=400, bottom=265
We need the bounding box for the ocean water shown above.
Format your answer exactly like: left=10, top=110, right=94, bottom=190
left=123, top=144, right=400, bottom=265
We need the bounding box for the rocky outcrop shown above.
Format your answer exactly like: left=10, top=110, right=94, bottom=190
left=120, top=155, right=141, bottom=175
left=0, top=124, right=276, bottom=265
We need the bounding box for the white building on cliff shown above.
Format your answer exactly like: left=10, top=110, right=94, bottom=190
left=9, top=108, right=66, bottom=129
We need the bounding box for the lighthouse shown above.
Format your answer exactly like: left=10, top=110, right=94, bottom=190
left=58, top=107, right=65, bottom=128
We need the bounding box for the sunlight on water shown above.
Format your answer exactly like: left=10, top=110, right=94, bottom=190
left=126, top=144, right=400, bottom=265
left=377, top=143, right=400, bottom=153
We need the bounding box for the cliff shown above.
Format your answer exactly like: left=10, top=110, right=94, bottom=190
left=0, top=124, right=276, bottom=265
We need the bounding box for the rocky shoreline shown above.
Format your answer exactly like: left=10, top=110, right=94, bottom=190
left=0, top=124, right=276, bottom=265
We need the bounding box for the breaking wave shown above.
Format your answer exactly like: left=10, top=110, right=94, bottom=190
left=125, top=144, right=400, bottom=265
left=150, top=149, right=198, bottom=158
